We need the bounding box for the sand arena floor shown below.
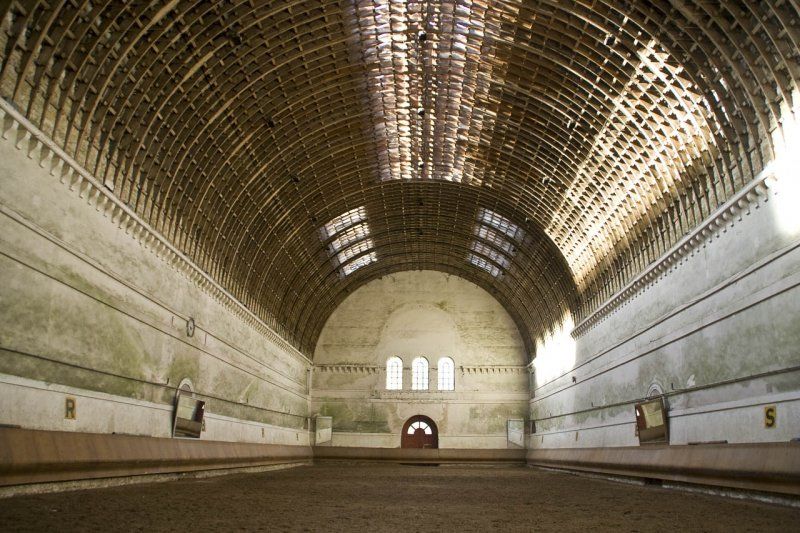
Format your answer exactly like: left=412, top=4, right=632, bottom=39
left=0, top=463, right=798, bottom=532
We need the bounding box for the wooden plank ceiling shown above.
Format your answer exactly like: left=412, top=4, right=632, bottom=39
left=0, top=1, right=797, bottom=355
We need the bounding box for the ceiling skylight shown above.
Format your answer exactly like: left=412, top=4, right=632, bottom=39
left=468, top=207, right=524, bottom=276
left=470, top=241, right=510, bottom=269
left=319, top=206, right=367, bottom=240
left=335, top=239, right=375, bottom=266
left=477, top=208, right=525, bottom=241
left=474, top=225, right=515, bottom=255
left=467, top=253, right=501, bottom=277
left=342, top=251, right=378, bottom=276
left=320, top=206, right=377, bottom=277
left=328, top=222, right=370, bottom=253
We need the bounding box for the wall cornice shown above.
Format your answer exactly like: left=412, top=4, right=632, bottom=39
left=572, top=168, right=774, bottom=339
left=314, top=364, right=381, bottom=375
left=460, top=365, right=527, bottom=375
left=313, top=364, right=528, bottom=375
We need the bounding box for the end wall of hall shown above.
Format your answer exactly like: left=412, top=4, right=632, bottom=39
left=312, top=270, right=528, bottom=449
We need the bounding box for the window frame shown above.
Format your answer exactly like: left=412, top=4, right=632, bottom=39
left=437, top=357, right=455, bottom=391
left=386, top=356, right=403, bottom=390
left=411, top=356, right=429, bottom=391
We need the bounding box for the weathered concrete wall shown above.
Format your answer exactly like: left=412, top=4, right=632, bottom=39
left=312, top=271, right=528, bottom=448
left=530, top=176, right=800, bottom=449
left=0, top=128, right=311, bottom=446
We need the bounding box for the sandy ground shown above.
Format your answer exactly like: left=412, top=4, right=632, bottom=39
left=0, top=463, right=798, bottom=532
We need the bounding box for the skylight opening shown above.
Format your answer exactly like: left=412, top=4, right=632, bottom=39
left=477, top=207, right=524, bottom=241
left=327, top=222, right=370, bottom=253
left=342, top=251, right=378, bottom=276
left=468, top=207, right=523, bottom=276
left=474, top=225, right=515, bottom=255
left=320, top=206, right=377, bottom=277
left=467, top=253, right=501, bottom=277
left=335, top=239, right=375, bottom=266
left=470, top=241, right=510, bottom=269
left=319, top=206, right=367, bottom=240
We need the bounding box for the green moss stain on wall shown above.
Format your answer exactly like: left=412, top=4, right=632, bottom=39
left=167, top=353, right=201, bottom=389
left=0, top=349, right=145, bottom=399
left=468, top=404, right=525, bottom=434
left=318, top=401, right=390, bottom=433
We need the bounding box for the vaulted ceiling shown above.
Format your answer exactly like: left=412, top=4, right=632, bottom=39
left=1, top=1, right=797, bottom=356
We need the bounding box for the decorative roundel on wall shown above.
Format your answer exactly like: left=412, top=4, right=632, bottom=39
left=186, top=317, right=195, bottom=337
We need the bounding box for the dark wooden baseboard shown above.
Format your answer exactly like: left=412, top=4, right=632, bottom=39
left=3, top=428, right=798, bottom=497
left=0, top=428, right=312, bottom=487
left=527, top=442, right=800, bottom=496
left=313, top=446, right=526, bottom=464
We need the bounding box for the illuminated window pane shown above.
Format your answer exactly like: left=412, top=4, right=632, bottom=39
left=342, top=251, right=378, bottom=276
left=386, top=356, right=402, bottom=390
left=437, top=357, right=455, bottom=391
left=477, top=208, right=524, bottom=241
left=320, top=206, right=367, bottom=240
left=467, top=253, right=501, bottom=277
left=408, top=421, right=432, bottom=434
left=470, top=241, right=510, bottom=269
left=412, top=357, right=429, bottom=390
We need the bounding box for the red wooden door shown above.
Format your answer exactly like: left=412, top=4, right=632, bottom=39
left=401, top=415, right=438, bottom=448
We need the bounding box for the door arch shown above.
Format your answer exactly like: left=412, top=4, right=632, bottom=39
left=401, top=415, right=438, bottom=449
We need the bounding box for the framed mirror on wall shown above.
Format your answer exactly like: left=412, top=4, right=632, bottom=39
left=173, top=390, right=205, bottom=439
left=507, top=419, right=525, bottom=448
left=634, top=397, right=668, bottom=444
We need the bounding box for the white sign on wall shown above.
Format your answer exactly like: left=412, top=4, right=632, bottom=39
left=507, top=418, right=524, bottom=448
left=315, top=416, right=332, bottom=445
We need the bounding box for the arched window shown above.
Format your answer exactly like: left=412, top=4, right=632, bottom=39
left=412, top=357, right=429, bottom=390
left=437, top=357, right=455, bottom=391
left=406, top=420, right=433, bottom=435
left=386, top=357, right=403, bottom=390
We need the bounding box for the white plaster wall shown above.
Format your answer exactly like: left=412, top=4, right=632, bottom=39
left=312, top=271, right=528, bottom=448
left=530, top=180, right=800, bottom=449
left=0, top=128, right=311, bottom=445
left=0, top=374, right=305, bottom=445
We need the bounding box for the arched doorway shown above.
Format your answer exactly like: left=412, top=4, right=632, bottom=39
left=401, top=415, right=438, bottom=449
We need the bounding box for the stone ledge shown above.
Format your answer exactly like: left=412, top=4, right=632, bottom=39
left=314, top=446, right=526, bottom=464
left=527, top=442, right=800, bottom=496
left=0, top=428, right=312, bottom=487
